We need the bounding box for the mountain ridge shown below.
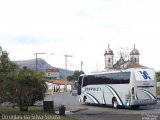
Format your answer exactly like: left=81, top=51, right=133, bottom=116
left=13, top=58, right=74, bottom=79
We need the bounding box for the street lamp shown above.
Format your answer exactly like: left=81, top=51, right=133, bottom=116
left=45, top=53, right=55, bottom=76
left=45, top=53, right=55, bottom=101
left=45, top=53, right=55, bottom=60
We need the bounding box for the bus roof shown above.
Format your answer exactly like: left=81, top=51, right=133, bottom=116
left=80, top=68, right=155, bottom=76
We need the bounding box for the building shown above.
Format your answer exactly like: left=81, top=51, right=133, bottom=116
left=104, top=44, right=147, bottom=70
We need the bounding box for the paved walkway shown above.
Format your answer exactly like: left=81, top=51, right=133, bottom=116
left=44, top=92, right=80, bottom=106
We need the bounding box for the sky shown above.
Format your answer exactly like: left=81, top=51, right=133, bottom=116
left=0, top=0, right=160, bottom=73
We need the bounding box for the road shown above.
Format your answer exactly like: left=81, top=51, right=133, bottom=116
left=68, top=103, right=160, bottom=120
left=44, top=92, right=160, bottom=120
left=44, top=92, right=80, bottom=106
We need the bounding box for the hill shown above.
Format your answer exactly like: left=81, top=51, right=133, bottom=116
left=13, top=58, right=74, bottom=79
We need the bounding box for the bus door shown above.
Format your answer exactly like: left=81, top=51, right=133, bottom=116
left=134, top=69, right=156, bottom=100
left=77, top=76, right=83, bottom=95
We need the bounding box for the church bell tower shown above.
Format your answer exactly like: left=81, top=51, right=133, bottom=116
left=104, top=44, right=114, bottom=69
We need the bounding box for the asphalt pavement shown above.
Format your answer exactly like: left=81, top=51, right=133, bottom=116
left=44, top=92, right=160, bottom=120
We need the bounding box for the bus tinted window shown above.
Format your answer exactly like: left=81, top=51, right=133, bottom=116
left=82, top=72, right=130, bottom=87
left=82, top=75, right=95, bottom=87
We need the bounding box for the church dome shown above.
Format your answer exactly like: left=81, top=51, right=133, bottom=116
left=104, top=44, right=114, bottom=55
left=130, top=44, right=140, bottom=55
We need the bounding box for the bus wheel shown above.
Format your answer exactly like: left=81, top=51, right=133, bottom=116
left=131, top=105, right=139, bottom=109
left=112, top=98, right=118, bottom=108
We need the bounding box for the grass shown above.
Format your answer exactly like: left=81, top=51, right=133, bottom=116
left=0, top=105, right=76, bottom=120
left=157, top=87, right=160, bottom=95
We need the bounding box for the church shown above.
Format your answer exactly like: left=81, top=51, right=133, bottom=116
left=104, top=44, right=147, bottom=70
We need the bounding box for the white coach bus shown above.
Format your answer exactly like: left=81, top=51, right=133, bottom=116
left=77, top=68, right=157, bottom=109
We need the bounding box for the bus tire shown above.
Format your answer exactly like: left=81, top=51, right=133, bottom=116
left=131, top=105, right=139, bottom=109
left=112, top=98, right=118, bottom=108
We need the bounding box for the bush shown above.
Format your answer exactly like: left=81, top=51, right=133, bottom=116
left=157, top=87, right=160, bottom=95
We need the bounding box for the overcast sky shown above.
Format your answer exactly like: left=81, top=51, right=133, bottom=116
left=0, top=0, right=160, bottom=72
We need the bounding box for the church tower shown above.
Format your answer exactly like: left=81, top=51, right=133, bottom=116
left=104, top=44, right=114, bottom=69
left=130, top=44, right=140, bottom=64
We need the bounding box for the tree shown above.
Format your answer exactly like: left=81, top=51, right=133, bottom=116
left=5, top=69, right=47, bottom=111
left=0, top=51, right=18, bottom=103
left=116, top=47, right=130, bottom=61
left=0, top=51, right=47, bottom=111
left=67, top=70, right=84, bottom=81
left=0, top=51, right=18, bottom=73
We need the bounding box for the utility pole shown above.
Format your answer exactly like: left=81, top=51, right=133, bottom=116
left=64, top=55, right=73, bottom=80
left=64, top=54, right=72, bottom=92
left=81, top=61, right=83, bottom=74
left=34, top=52, right=46, bottom=71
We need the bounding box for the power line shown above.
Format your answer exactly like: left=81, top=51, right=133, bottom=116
left=67, top=59, right=81, bottom=68
left=82, top=63, right=90, bottom=73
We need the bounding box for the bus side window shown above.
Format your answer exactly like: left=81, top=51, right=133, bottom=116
left=77, top=76, right=83, bottom=95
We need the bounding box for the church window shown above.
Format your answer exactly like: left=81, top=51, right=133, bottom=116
left=108, top=58, right=111, bottom=63
left=134, top=58, right=136, bottom=62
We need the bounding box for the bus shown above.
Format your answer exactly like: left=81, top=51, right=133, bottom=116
left=77, top=68, right=157, bottom=109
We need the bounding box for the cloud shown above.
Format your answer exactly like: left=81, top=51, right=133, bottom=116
left=0, top=0, right=160, bottom=72
left=12, top=35, right=45, bottom=45
left=0, top=35, right=46, bottom=46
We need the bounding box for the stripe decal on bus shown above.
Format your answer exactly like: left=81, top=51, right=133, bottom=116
left=125, top=91, right=131, bottom=106
left=84, top=92, right=100, bottom=104
left=106, top=86, right=123, bottom=106
left=102, top=91, right=106, bottom=104
left=135, top=93, right=139, bottom=100
left=144, top=90, right=156, bottom=100
left=87, top=92, right=100, bottom=104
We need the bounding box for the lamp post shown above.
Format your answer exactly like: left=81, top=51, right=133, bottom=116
left=43, top=53, right=55, bottom=112
left=45, top=53, right=55, bottom=77
left=44, top=53, right=55, bottom=101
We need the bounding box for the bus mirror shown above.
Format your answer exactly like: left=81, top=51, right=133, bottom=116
left=74, top=81, right=78, bottom=89
left=77, top=85, right=81, bottom=95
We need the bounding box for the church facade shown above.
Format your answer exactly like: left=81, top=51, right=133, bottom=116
left=104, top=44, right=146, bottom=70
